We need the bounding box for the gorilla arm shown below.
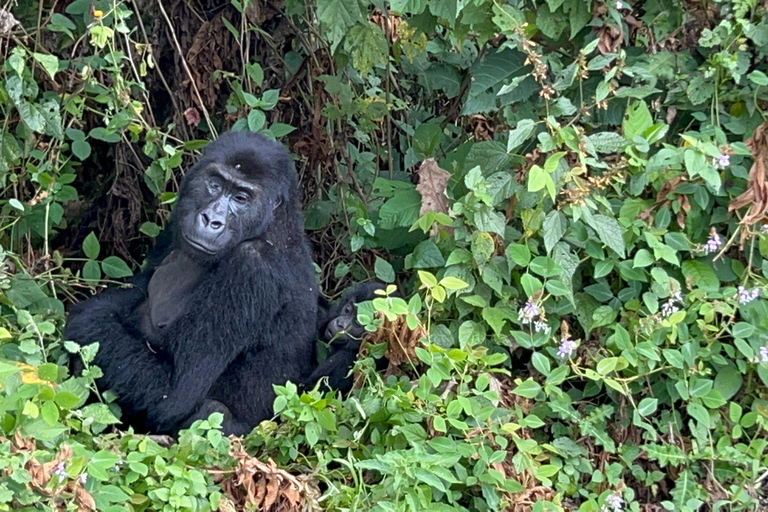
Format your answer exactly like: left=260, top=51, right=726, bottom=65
left=66, top=248, right=290, bottom=433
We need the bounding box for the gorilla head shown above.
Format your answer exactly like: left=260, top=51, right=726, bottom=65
left=173, top=131, right=295, bottom=260
left=320, top=282, right=386, bottom=343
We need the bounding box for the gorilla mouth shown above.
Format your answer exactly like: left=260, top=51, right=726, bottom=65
left=183, top=235, right=219, bottom=255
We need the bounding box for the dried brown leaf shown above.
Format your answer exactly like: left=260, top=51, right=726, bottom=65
left=217, top=439, right=319, bottom=512
left=75, top=485, right=96, bottom=512
left=729, top=122, right=768, bottom=231
left=416, top=159, right=452, bottom=236
left=183, top=107, right=201, bottom=127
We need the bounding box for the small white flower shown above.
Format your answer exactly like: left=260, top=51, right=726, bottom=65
left=738, top=286, right=760, bottom=305
left=661, top=300, right=679, bottom=317
left=760, top=346, right=768, bottom=364
left=79, top=473, right=87, bottom=484
left=605, top=492, right=624, bottom=512
left=615, top=0, right=623, bottom=9
left=557, top=337, right=578, bottom=358
left=534, top=320, right=550, bottom=334
left=518, top=299, right=540, bottom=324
left=761, top=224, right=768, bottom=234
left=661, top=290, right=683, bottom=318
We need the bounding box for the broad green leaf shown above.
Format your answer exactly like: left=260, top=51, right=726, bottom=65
left=374, top=257, right=395, bottom=283
left=508, top=119, right=536, bottom=152
left=637, top=398, right=658, bottom=416
left=512, top=379, right=542, bottom=398
left=589, top=214, right=626, bottom=258
left=101, top=256, right=133, bottom=279
left=83, top=231, right=100, bottom=259
left=681, top=261, right=719, bottom=292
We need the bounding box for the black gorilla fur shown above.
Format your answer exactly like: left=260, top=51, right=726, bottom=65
left=65, top=131, right=319, bottom=436
left=304, top=282, right=385, bottom=392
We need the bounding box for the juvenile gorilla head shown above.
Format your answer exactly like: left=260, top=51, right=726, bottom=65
left=174, top=131, right=295, bottom=260
left=320, top=282, right=386, bottom=343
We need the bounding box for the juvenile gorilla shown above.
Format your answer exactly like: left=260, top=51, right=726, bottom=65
left=303, top=282, right=385, bottom=392
left=65, top=131, right=319, bottom=436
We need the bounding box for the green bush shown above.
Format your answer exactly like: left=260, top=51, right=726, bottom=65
left=1, top=0, right=768, bottom=510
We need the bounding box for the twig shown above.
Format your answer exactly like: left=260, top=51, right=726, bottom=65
left=155, top=0, right=217, bottom=138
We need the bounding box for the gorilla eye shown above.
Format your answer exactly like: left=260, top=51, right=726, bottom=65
left=207, top=180, right=222, bottom=193
left=342, top=303, right=355, bottom=315
left=233, top=193, right=250, bottom=203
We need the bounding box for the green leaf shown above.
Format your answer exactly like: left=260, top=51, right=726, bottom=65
left=589, top=214, right=626, bottom=258
left=97, top=485, right=130, bottom=503
left=314, top=409, right=337, bottom=431
left=88, top=127, right=120, bottom=143
left=32, top=53, right=60, bottom=79
left=82, top=260, right=101, bottom=281
left=345, top=22, right=388, bottom=76
left=587, top=132, right=629, bottom=154
left=542, top=210, right=566, bottom=254
left=681, top=261, right=719, bottom=292
left=637, top=398, right=658, bottom=416
left=622, top=100, right=653, bottom=139
left=37, top=363, right=58, bottom=382
left=41, top=401, right=59, bottom=426
left=409, top=240, right=445, bottom=268
left=414, top=468, right=446, bottom=492
left=732, top=322, right=755, bottom=339
left=507, top=119, right=536, bottom=152
left=686, top=402, right=710, bottom=427
left=374, top=257, right=395, bottom=283
left=506, top=243, right=531, bottom=267
left=247, top=109, right=266, bottom=132
left=305, top=421, right=321, bottom=446
left=317, top=0, right=365, bottom=51
left=531, top=352, right=551, bottom=376
left=54, top=391, right=83, bottom=409
left=83, top=232, right=100, bottom=259
left=528, top=165, right=555, bottom=200
left=101, top=256, right=133, bottom=279
left=378, top=188, right=421, bottom=230
left=71, top=139, right=91, bottom=160
left=512, top=379, right=542, bottom=398
left=714, top=366, right=743, bottom=401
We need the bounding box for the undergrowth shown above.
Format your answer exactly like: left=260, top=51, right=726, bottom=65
left=1, top=0, right=768, bottom=510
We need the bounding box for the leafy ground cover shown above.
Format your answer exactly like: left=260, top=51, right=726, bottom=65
left=1, top=0, right=768, bottom=510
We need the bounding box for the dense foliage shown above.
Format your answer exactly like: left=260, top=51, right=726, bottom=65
left=1, top=0, right=768, bottom=510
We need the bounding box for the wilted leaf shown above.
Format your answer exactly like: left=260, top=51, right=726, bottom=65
left=729, top=121, right=768, bottom=238
left=416, top=159, right=453, bottom=236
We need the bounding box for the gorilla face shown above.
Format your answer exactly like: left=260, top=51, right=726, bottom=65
left=324, top=299, right=366, bottom=341
left=175, top=140, right=289, bottom=260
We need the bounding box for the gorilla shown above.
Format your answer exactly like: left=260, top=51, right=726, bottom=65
left=66, top=131, right=334, bottom=436
left=303, top=282, right=385, bottom=392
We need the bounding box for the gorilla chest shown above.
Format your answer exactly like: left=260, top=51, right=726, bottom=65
left=138, top=250, right=204, bottom=346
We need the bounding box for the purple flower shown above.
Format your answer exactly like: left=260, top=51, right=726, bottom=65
left=704, top=232, right=722, bottom=254
left=518, top=299, right=540, bottom=324
left=738, top=286, right=760, bottom=305
left=534, top=320, right=550, bottom=334
left=714, top=154, right=730, bottom=169
left=605, top=492, right=624, bottom=512
left=760, top=345, right=768, bottom=364
left=557, top=337, right=578, bottom=358
left=52, top=462, right=67, bottom=479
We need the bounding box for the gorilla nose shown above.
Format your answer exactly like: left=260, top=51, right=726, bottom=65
left=200, top=212, right=225, bottom=232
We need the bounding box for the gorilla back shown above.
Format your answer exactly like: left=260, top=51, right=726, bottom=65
left=65, top=131, right=318, bottom=436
